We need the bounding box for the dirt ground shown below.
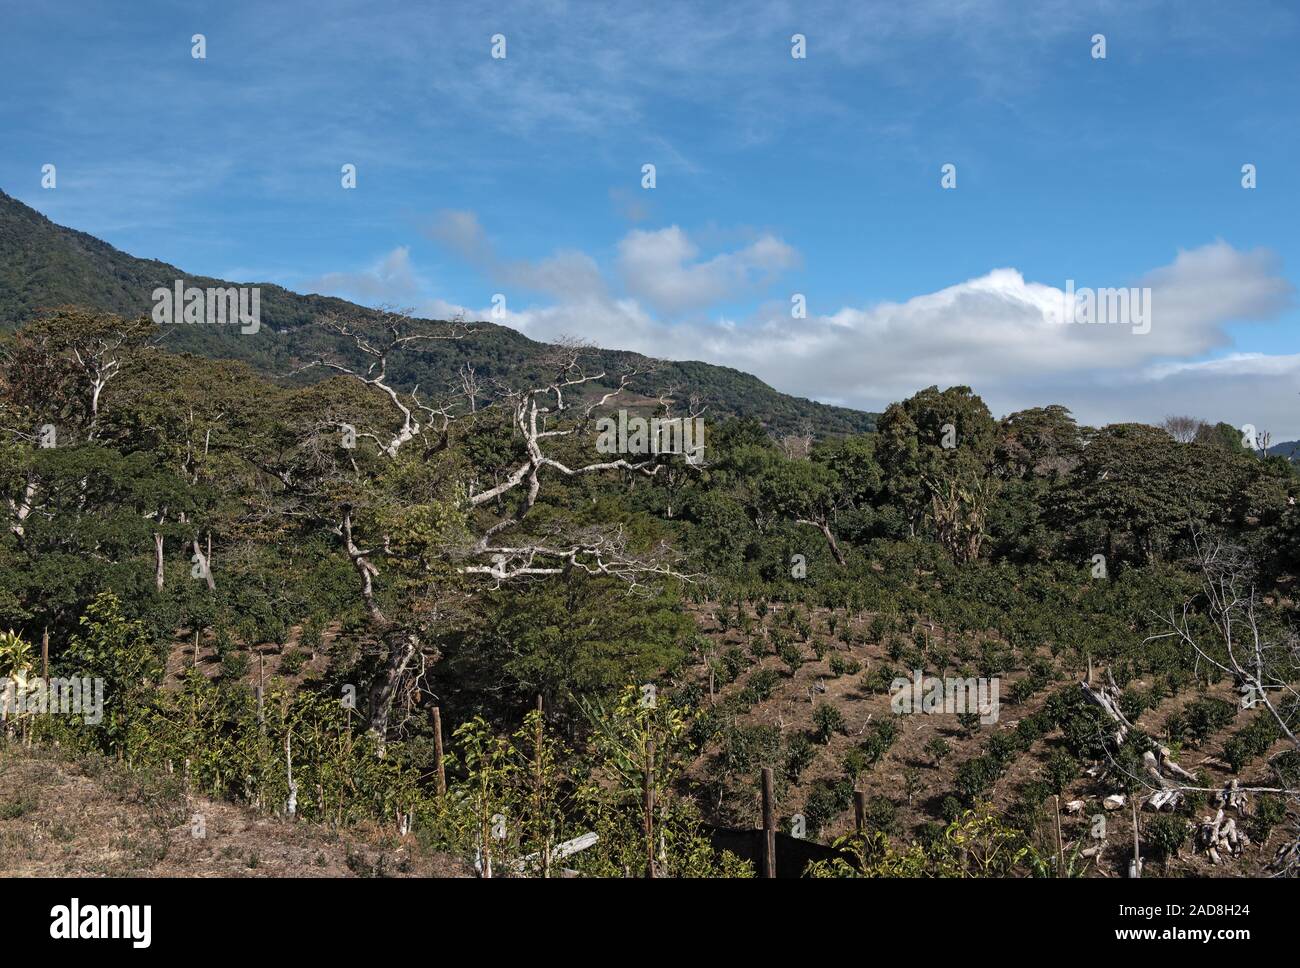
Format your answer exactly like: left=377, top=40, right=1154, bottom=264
left=0, top=743, right=469, bottom=878
left=681, top=602, right=1295, bottom=877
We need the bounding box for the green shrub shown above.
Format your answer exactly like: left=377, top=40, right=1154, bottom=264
left=955, top=755, right=1001, bottom=802
left=784, top=733, right=816, bottom=783
left=1249, top=794, right=1287, bottom=844
left=719, top=647, right=749, bottom=683
left=1045, top=750, right=1079, bottom=795
left=1223, top=710, right=1284, bottom=772
left=828, top=653, right=860, bottom=677
left=220, top=650, right=251, bottom=682
left=280, top=647, right=307, bottom=676
left=841, top=745, right=870, bottom=779
left=1166, top=697, right=1236, bottom=747
left=813, top=703, right=846, bottom=744
left=863, top=795, right=897, bottom=834
left=739, top=668, right=781, bottom=706
left=803, top=777, right=854, bottom=835
left=1144, top=814, right=1189, bottom=860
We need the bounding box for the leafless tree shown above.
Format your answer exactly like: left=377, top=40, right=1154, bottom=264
left=289, top=306, right=472, bottom=457
left=778, top=420, right=814, bottom=460
left=286, top=319, right=701, bottom=736
left=456, top=362, right=483, bottom=413
left=1161, top=415, right=1203, bottom=444
left=1147, top=530, right=1299, bottom=748
left=1073, top=530, right=1300, bottom=871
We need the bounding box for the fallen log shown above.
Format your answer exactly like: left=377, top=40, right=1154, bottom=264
left=1080, top=673, right=1197, bottom=809
left=1269, top=838, right=1300, bottom=877
left=1195, top=806, right=1249, bottom=863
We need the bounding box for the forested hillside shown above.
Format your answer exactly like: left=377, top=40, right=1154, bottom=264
left=2, top=304, right=1298, bottom=877
left=0, top=190, right=875, bottom=438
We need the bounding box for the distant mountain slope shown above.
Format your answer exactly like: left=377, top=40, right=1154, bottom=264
left=1268, top=440, right=1300, bottom=463
left=0, top=190, right=875, bottom=437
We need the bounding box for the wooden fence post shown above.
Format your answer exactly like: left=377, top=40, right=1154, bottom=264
left=854, top=789, right=866, bottom=834
left=535, top=695, right=549, bottom=877
left=1130, top=798, right=1143, bottom=878
left=644, top=739, right=656, bottom=878
left=431, top=706, right=447, bottom=797
left=256, top=652, right=265, bottom=726
left=1053, top=795, right=1065, bottom=876
left=761, top=767, right=777, bottom=878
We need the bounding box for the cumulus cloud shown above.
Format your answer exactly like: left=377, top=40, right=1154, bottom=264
left=344, top=220, right=1300, bottom=436
left=423, top=210, right=492, bottom=264
left=302, top=246, right=425, bottom=304
left=616, top=226, right=799, bottom=315
left=423, top=210, right=606, bottom=302
left=712, top=242, right=1293, bottom=405
left=678, top=243, right=1296, bottom=430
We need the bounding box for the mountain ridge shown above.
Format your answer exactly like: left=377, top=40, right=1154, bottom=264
left=0, top=189, right=876, bottom=437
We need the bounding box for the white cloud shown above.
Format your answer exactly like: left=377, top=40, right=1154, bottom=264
left=349, top=223, right=1300, bottom=436
left=423, top=211, right=492, bottom=264
left=302, top=246, right=425, bottom=304
left=685, top=243, right=1295, bottom=430
left=616, top=225, right=799, bottom=314
left=1021, top=354, right=1300, bottom=440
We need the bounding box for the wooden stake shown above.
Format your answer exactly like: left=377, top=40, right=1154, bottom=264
left=761, top=767, right=777, bottom=878
left=535, top=694, right=549, bottom=877
left=1131, top=798, right=1142, bottom=878
left=41, top=626, right=48, bottom=680
left=431, top=706, right=447, bottom=797
left=256, top=652, right=265, bottom=726
left=1053, top=795, right=1065, bottom=876
left=854, top=789, right=867, bottom=834
left=644, top=739, right=656, bottom=878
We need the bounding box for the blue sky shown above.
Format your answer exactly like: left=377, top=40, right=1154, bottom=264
left=4, top=0, right=1300, bottom=433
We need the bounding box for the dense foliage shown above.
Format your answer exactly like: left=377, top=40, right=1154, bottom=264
left=2, top=297, right=1299, bottom=877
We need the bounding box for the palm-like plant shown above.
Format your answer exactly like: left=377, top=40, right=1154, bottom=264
left=0, top=630, right=34, bottom=679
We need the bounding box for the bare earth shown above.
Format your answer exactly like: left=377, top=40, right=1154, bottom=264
left=0, top=743, right=469, bottom=878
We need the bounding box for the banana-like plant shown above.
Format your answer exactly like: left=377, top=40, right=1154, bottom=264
left=0, top=630, right=34, bottom=726
left=0, top=630, right=34, bottom=680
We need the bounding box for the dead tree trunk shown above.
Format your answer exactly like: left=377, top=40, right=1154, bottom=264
left=1081, top=671, right=1195, bottom=810
left=191, top=534, right=215, bottom=591
left=367, top=631, right=427, bottom=737
left=797, top=518, right=846, bottom=567
left=153, top=531, right=165, bottom=590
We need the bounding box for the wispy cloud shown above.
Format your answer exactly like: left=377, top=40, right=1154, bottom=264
left=408, top=215, right=1298, bottom=433
left=302, top=246, right=426, bottom=303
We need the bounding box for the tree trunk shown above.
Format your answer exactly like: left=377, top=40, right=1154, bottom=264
left=796, top=518, right=846, bottom=567
left=153, top=532, right=165, bottom=590
left=367, top=631, right=424, bottom=736
left=819, top=521, right=847, bottom=567
left=191, top=535, right=215, bottom=591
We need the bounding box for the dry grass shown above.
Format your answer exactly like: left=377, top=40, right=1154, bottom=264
left=0, top=742, right=469, bottom=878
